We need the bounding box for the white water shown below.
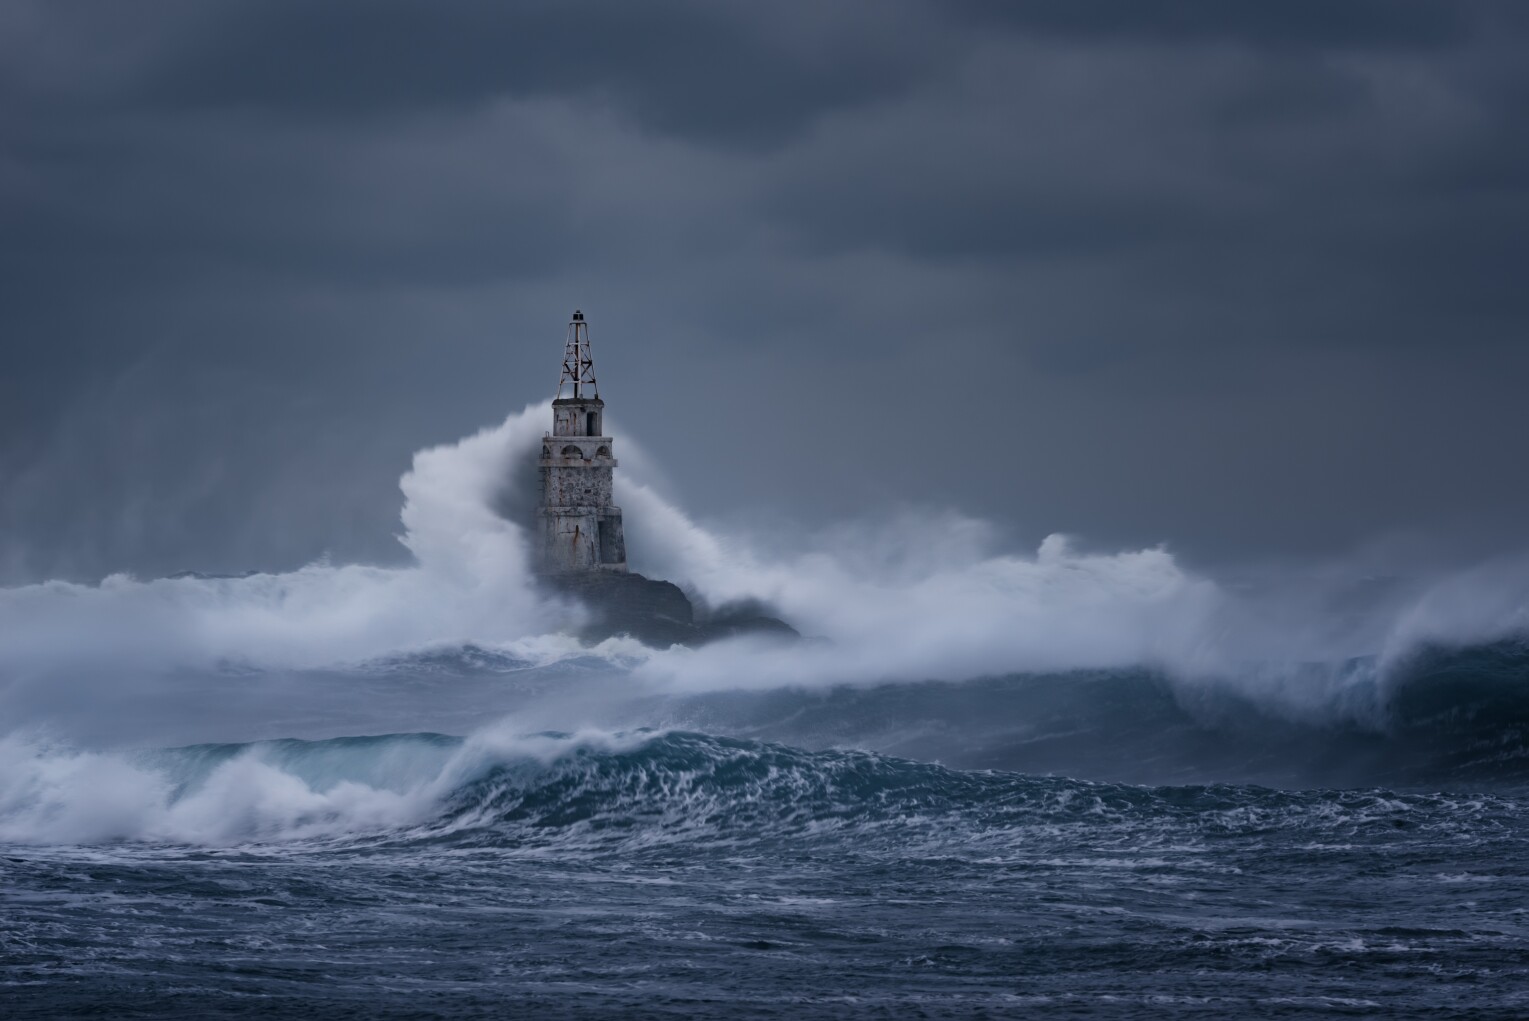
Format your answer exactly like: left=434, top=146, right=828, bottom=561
left=0, top=723, right=661, bottom=846
left=0, top=404, right=1525, bottom=739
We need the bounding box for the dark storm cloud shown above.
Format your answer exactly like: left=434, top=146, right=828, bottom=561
left=756, top=22, right=1529, bottom=352
left=4, top=0, right=1529, bottom=582
left=133, top=0, right=944, bottom=147
left=1, top=114, right=584, bottom=294
left=952, top=0, right=1472, bottom=49
left=3, top=0, right=941, bottom=302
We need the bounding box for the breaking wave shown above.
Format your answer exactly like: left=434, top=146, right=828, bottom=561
left=3, top=726, right=1522, bottom=850
left=1, top=404, right=1528, bottom=777
left=0, top=404, right=1230, bottom=681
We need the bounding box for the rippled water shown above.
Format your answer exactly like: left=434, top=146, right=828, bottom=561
left=6, top=719, right=1529, bottom=1019
left=9, top=401, right=1529, bottom=1016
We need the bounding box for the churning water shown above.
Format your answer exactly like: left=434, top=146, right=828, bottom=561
left=4, top=407, right=1529, bottom=1018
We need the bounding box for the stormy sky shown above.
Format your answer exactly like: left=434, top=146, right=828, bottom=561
left=4, top=0, right=1528, bottom=584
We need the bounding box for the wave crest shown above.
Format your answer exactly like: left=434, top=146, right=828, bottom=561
left=3, top=725, right=1520, bottom=851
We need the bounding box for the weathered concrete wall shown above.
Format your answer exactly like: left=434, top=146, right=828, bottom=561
left=552, top=397, right=604, bottom=437
left=537, top=397, right=626, bottom=573
left=541, top=462, right=614, bottom=508
left=538, top=510, right=600, bottom=572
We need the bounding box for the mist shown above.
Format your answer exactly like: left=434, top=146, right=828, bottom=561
left=9, top=7, right=1529, bottom=1014
left=2, top=405, right=1526, bottom=764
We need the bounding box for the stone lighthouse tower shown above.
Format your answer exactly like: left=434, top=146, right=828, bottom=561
left=536, top=310, right=628, bottom=574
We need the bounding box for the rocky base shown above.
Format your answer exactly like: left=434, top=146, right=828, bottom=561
left=542, top=571, right=798, bottom=648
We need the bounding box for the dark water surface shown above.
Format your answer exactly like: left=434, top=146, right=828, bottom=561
left=8, top=642, right=1529, bottom=1017
left=6, top=725, right=1529, bottom=1019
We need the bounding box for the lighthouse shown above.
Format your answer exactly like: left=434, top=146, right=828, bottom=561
left=530, top=309, right=793, bottom=647
left=535, top=310, right=629, bottom=574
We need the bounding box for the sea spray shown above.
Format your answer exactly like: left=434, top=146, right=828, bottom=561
left=0, top=405, right=1527, bottom=752
left=0, top=406, right=1232, bottom=683
left=6, top=726, right=1520, bottom=850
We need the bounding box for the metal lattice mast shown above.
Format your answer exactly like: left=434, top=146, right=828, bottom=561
left=557, top=309, right=598, bottom=399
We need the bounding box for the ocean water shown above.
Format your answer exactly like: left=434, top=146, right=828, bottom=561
left=5, top=644, right=1529, bottom=1019
left=6, top=405, right=1529, bottom=1017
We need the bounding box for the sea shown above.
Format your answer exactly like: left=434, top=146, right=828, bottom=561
left=4, top=406, right=1529, bottom=1018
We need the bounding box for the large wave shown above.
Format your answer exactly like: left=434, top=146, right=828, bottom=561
left=0, top=724, right=639, bottom=845
left=0, top=405, right=1227, bottom=677
left=4, top=725, right=1519, bottom=849
left=1, top=405, right=1527, bottom=765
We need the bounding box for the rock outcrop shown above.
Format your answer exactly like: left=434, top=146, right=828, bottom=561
left=529, top=311, right=797, bottom=649
left=544, top=571, right=798, bottom=648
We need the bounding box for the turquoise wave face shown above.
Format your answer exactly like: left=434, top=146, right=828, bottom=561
left=4, top=634, right=1529, bottom=849
left=9, top=725, right=1529, bottom=1017
left=418, top=731, right=1522, bottom=855
left=3, top=725, right=1516, bottom=851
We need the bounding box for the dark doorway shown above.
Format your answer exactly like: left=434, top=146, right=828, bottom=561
left=598, top=518, right=623, bottom=564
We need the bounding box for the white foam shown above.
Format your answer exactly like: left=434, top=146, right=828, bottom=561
left=0, top=722, right=659, bottom=846
left=0, top=403, right=1523, bottom=736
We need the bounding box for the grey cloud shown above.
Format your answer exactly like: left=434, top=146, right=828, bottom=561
left=3, top=0, right=1529, bottom=583
left=951, top=0, right=1473, bottom=50
left=123, top=0, right=946, bottom=148
left=750, top=32, right=1529, bottom=351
